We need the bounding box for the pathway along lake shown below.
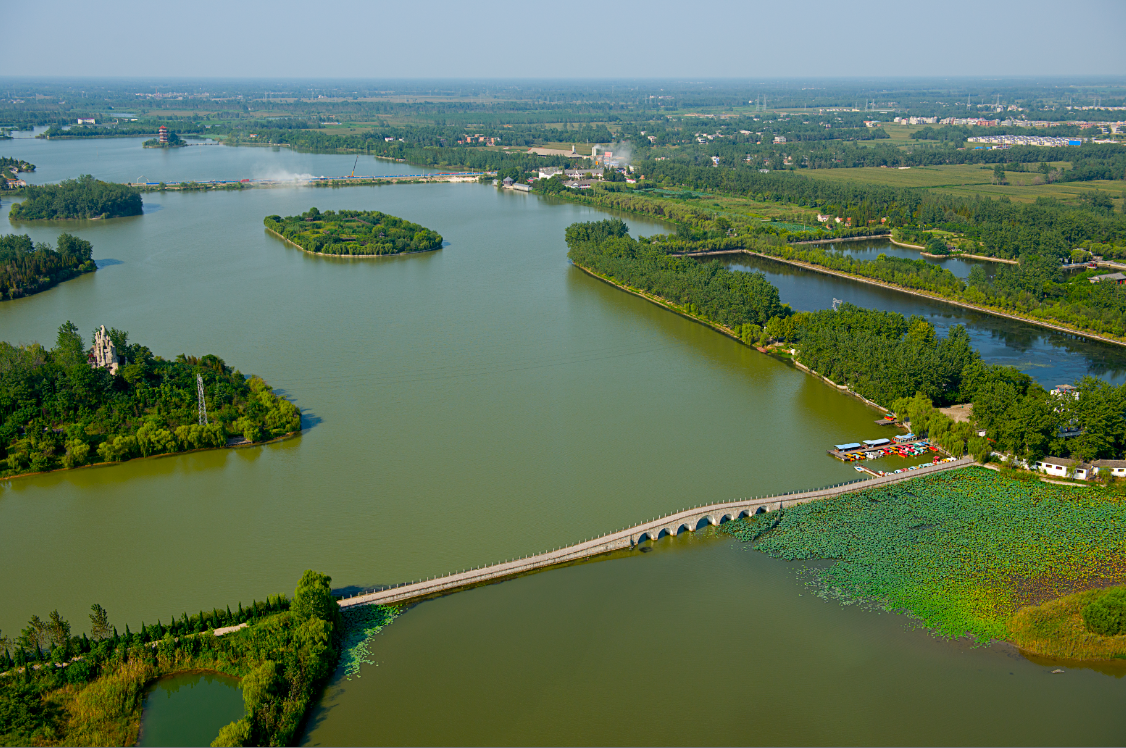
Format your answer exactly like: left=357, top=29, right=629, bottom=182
left=1, top=140, right=1125, bottom=744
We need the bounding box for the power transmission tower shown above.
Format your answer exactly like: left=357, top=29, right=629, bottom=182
left=832, top=298, right=843, bottom=311
left=197, top=374, right=208, bottom=425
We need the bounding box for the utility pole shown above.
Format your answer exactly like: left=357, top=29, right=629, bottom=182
left=197, top=374, right=208, bottom=426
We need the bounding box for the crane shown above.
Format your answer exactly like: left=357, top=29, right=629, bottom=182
left=349, top=155, right=359, bottom=178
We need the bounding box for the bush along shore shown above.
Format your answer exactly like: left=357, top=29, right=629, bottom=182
left=8, top=176, right=143, bottom=221
left=0, top=323, right=301, bottom=480
left=566, top=219, right=1126, bottom=469
left=0, top=233, right=96, bottom=300
left=0, top=571, right=399, bottom=746
left=264, top=207, right=442, bottom=256
left=719, top=468, right=1126, bottom=661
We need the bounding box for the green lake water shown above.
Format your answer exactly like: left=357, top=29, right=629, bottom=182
left=138, top=672, right=243, bottom=747
left=2, top=139, right=1125, bottom=744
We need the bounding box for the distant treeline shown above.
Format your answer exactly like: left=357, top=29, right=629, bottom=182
left=9, top=175, right=143, bottom=220
left=0, top=233, right=96, bottom=300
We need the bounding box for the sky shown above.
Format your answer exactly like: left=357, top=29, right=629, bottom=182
left=5, top=0, right=1126, bottom=79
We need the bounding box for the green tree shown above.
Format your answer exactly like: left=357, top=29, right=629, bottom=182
left=291, top=570, right=338, bottom=626
left=925, top=236, right=949, bottom=256
left=89, top=604, right=112, bottom=640
left=54, top=321, right=86, bottom=369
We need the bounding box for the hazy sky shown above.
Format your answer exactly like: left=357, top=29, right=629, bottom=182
left=6, top=0, right=1125, bottom=79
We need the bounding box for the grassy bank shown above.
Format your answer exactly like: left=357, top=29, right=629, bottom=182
left=720, top=468, right=1126, bottom=657
left=1009, top=587, right=1126, bottom=661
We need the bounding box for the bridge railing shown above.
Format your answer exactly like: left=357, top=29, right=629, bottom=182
left=337, top=458, right=971, bottom=606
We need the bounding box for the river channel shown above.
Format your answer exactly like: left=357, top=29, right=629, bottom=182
left=2, top=138, right=1125, bottom=744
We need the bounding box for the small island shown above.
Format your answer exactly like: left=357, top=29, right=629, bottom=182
left=0, top=322, right=301, bottom=479
left=0, top=232, right=96, bottom=300
left=143, top=125, right=186, bottom=148
left=8, top=175, right=143, bottom=220
left=265, top=207, right=443, bottom=256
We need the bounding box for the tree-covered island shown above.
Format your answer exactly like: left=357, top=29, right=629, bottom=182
left=0, top=233, right=96, bottom=300
left=0, top=323, right=301, bottom=479
left=8, top=176, right=143, bottom=221
left=264, top=208, right=443, bottom=256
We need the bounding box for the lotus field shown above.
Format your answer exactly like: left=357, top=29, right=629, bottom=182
left=722, top=467, right=1126, bottom=643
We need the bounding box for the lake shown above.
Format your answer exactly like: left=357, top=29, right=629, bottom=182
left=3, top=138, right=1125, bottom=745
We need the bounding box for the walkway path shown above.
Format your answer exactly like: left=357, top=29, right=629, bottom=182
left=338, top=456, right=974, bottom=610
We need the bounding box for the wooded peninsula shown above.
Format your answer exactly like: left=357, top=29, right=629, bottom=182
left=8, top=176, right=143, bottom=221
left=0, top=323, right=301, bottom=479
left=0, top=233, right=96, bottom=300
left=264, top=208, right=443, bottom=256
left=0, top=570, right=394, bottom=747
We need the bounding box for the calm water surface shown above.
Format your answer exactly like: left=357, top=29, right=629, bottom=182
left=719, top=254, right=1126, bottom=387
left=2, top=140, right=1125, bottom=744
left=304, top=532, right=1126, bottom=746
left=138, top=672, right=243, bottom=747
left=820, top=238, right=997, bottom=279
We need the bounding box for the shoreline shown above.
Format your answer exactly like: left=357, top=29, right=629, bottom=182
left=889, top=236, right=1020, bottom=265
left=678, top=248, right=1126, bottom=348
left=570, top=260, right=893, bottom=414
left=0, top=429, right=302, bottom=484
left=264, top=227, right=442, bottom=258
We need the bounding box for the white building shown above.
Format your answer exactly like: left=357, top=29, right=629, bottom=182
left=1036, top=456, right=1090, bottom=480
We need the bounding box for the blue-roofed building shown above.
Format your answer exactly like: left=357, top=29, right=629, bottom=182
left=835, top=442, right=862, bottom=451
left=863, top=438, right=890, bottom=447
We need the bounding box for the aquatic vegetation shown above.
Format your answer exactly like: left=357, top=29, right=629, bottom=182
left=1008, top=586, right=1126, bottom=660
left=722, top=468, right=1126, bottom=643
left=339, top=605, right=398, bottom=680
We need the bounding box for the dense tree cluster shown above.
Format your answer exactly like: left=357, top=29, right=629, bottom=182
left=265, top=208, right=443, bottom=256
left=766, top=303, right=980, bottom=408
left=0, top=323, right=300, bottom=478
left=8, top=175, right=143, bottom=220
left=565, top=219, right=789, bottom=330
left=0, top=571, right=341, bottom=747
left=0, top=233, right=95, bottom=300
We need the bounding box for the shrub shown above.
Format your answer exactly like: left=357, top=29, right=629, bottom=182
left=1081, top=587, right=1126, bottom=636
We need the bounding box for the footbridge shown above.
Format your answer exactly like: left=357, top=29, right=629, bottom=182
left=338, top=456, right=974, bottom=610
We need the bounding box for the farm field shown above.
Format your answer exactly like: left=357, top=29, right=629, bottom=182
left=807, top=164, right=1004, bottom=188
left=933, top=178, right=1126, bottom=206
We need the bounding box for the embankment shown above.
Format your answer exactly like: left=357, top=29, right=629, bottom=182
left=677, top=248, right=1126, bottom=348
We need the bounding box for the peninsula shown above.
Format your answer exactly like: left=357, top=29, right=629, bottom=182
left=0, top=233, right=96, bottom=300
left=8, top=175, right=143, bottom=220
left=264, top=208, right=442, bottom=256
left=0, top=323, right=301, bottom=480
left=0, top=570, right=390, bottom=747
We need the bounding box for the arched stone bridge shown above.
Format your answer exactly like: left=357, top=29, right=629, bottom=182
left=338, top=457, right=974, bottom=610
